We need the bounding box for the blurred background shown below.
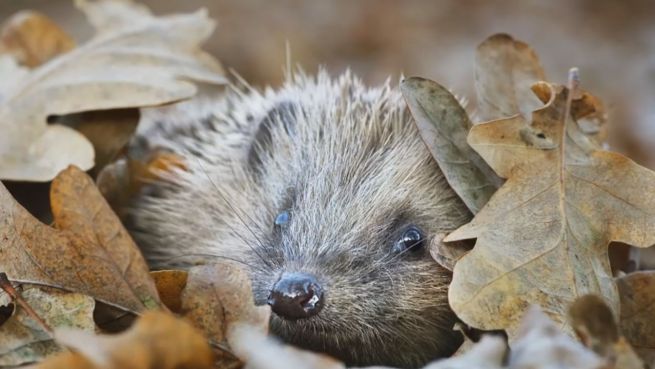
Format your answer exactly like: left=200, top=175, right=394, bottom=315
left=2, top=0, right=655, bottom=166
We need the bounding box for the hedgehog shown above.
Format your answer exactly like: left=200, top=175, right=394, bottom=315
left=126, top=70, right=472, bottom=368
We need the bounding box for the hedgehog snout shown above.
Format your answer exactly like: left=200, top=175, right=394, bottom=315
left=267, top=272, right=325, bottom=319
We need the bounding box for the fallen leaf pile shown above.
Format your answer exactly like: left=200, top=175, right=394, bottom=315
left=402, top=33, right=655, bottom=368
left=26, top=311, right=214, bottom=369
left=2, top=1, right=655, bottom=368
left=0, top=0, right=225, bottom=182
left=445, top=79, right=655, bottom=336
left=1, top=166, right=161, bottom=313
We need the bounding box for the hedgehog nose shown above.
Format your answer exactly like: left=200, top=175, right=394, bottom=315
left=267, top=272, right=324, bottom=320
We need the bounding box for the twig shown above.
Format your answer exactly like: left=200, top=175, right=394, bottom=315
left=0, top=272, right=53, bottom=334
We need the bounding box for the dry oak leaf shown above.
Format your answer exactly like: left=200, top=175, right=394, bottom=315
left=25, top=311, right=213, bottom=369
left=401, top=77, right=500, bottom=214
left=229, top=325, right=345, bottom=369
left=176, top=262, right=270, bottom=368
left=475, top=34, right=608, bottom=146
left=141, top=265, right=269, bottom=369
left=0, top=10, right=75, bottom=67
left=509, top=306, right=605, bottom=369
left=181, top=262, right=271, bottom=346
left=150, top=269, right=188, bottom=313
left=97, top=151, right=187, bottom=219
left=420, top=335, right=505, bottom=369
left=0, top=286, right=95, bottom=367
left=444, top=82, right=655, bottom=335
left=0, top=165, right=161, bottom=313
left=0, top=0, right=226, bottom=182
left=58, top=108, right=141, bottom=176
left=474, top=33, right=545, bottom=122
left=569, top=295, right=644, bottom=369
left=617, top=271, right=655, bottom=366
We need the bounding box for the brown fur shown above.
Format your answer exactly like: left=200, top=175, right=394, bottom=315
left=127, top=70, right=471, bottom=368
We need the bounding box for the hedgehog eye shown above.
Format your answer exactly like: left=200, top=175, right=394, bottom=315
left=392, top=226, right=425, bottom=254
left=274, top=211, right=291, bottom=227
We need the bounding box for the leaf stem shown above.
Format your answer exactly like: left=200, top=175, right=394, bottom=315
left=564, top=68, right=580, bottom=130
left=0, top=272, right=53, bottom=334
left=560, top=68, right=580, bottom=186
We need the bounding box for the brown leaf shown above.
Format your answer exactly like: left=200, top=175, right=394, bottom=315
left=56, top=109, right=141, bottom=175
left=445, top=82, right=655, bottom=335
left=96, top=151, right=187, bottom=219
left=569, top=295, right=619, bottom=355
left=0, top=165, right=161, bottom=313
left=509, top=306, right=605, bottom=369
left=179, top=262, right=269, bottom=368
left=25, top=311, right=213, bottom=369
left=181, top=262, right=270, bottom=346
left=0, top=286, right=95, bottom=366
left=429, top=233, right=474, bottom=272
left=401, top=77, right=500, bottom=214
left=617, top=271, right=655, bottom=366
left=569, top=295, right=644, bottom=369
left=0, top=0, right=225, bottom=182
left=0, top=10, right=75, bottom=67
left=474, top=33, right=545, bottom=121
left=151, top=270, right=188, bottom=314
left=531, top=82, right=609, bottom=149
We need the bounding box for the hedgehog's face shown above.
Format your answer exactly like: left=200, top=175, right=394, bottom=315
left=242, top=85, right=470, bottom=367
left=251, top=205, right=465, bottom=368
left=127, top=74, right=470, bottom=367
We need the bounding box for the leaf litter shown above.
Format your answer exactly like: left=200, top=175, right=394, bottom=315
left=0, top=166, right=161, bottom=313
left=0, top=286, right=95, bottom=367
left=445, top=72, right=655, bottom=336
left=0, top=0, right=225, bottom=181
left=0, top=2, right=653, bottom=368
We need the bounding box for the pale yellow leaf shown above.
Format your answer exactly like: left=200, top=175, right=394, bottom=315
left=229, top=324, right=345, bottom=369
left=475, top=33, right=545, bottom=121
left=0, top=0, right=225, bottom=181
left=445, top=83, right=655, bottom=335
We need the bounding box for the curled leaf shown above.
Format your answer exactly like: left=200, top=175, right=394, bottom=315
left=0, top=0, right=225, bottom=181
left=569, top=294, right=644, bottom=369
left=401, top=77, right=501, bottom=214
left=618, top=271, right=655, bottom=366
left=151, top=270, right=188, bottom=313
left=475, top=33, right=545, bottom=121
left=0, top=10, right=75, bottom=67
left=27, top=311, right=213, bottom=369
left=0, top=166, right=161, bottom=313
left=181, top=262, right=270, bottom=346
left=229, top=324, right=345, bottom=369
left=510, top=306, right=605, bottom=369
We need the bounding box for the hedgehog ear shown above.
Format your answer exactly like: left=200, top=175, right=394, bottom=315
left=248, top=101, right=298, bottom=172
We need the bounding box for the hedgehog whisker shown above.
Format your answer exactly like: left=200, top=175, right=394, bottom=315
left=160, top=252, right=268, bottom=273
left=195, top=159, right=274, bottom=269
